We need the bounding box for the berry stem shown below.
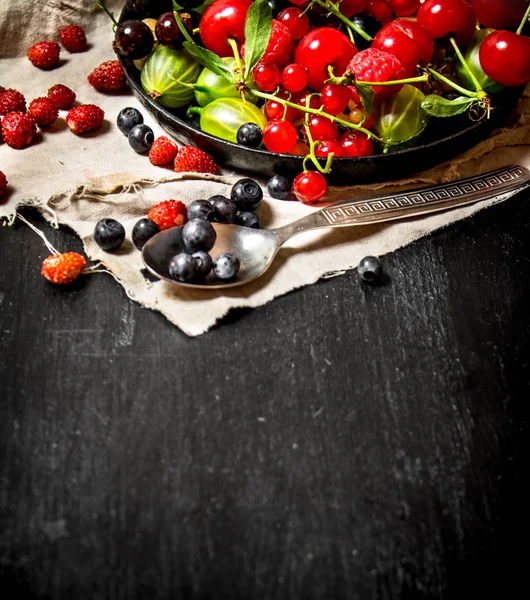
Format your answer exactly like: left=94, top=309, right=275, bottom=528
left=16, top=213, right=60, bottom=255
left=516, top=4, right=530, bottom=36
left=311, top=0, right=373, bottom=43
left=424, top=67, right=486, bottom=100
left=356, top=74, right=430, bottom=87
left=449, top=36, right=483, bottom=94
left=96, top=0, right=118, bottom=28
left=302, top=123, right=334, bottom=174
left=227, top=37, right=244, bottom=78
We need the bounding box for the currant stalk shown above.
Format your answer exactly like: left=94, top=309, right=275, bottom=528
left=516, top=4, right=530, bottom=36
left=310, top=0, right=373, bottom=43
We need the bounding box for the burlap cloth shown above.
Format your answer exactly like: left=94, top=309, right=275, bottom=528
left=2, top=1, right=530, bottom=336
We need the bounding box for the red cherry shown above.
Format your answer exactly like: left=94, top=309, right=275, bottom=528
left=376, top=18, right=435, bottom=65
left=315, top=140, right=344, bottom=158
left=479, top=30, right=530, bottom=88
left=367, top=0, right=394, bottom=25
left=263, top=119, right=298, bottom=153
left=292, top=171, right=327, bottom=204
left=341, top=131, right=374, bottom=157
left=337, top=0, right=369, bottom=18
left=199, top=0, right=252, bottom=57
left=388, top=0, right=420, bottom=17
left=372, top=26, right=421, bottom=76
left=277, top=7, right=310, bottom=40
left=307, top=114, right=338, bottom=141
left=295, top=27, right=358, bottom=91
left=470, top=0, right=529, bottom=31
left=416, top=0, right=476, bottom=46
left=321, top=84, right=351, bottom=115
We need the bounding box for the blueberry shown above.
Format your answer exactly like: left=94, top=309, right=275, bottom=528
left=236, top=122, right=263, bottom=148
left=192, top=251, right=213, bottom=278
left=117, top=107, right=143, bottom=136
left=235, top=211, right=261, bottom=229
left=230, top=178, right=263, bottom=212
left=210, top=195, right=237, bottom=223
left=168, top=252, right=199, bottom=283
left=213, top=253, right=240, bottom=280
left=128, top=123, right=154, bottom=153
left=181, top=218, right=216, bottom=253
left=132, top=217, right=159, bottom=250
left=267, top=174, right=292, bottom=200
left=187, top=199, right=214, bottom=221
left=94, top=218, right=125, bottom=251
left=357, top=255, right=383, bottom=283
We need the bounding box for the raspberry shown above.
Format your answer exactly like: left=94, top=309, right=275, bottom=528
left=1, top=112, right=36, bottom=149
left=174, top=146, right=219, bottom=175
left=59, top=24, right=87, bottom=53
left=27, top=41, right=60, bottom=69
left=242, top=20, right=294, bottom=68
left=346, top=47, right=406, bottom=99
left=148, top=136, right=178, bottom=166
left=66, top=104, right=104, bottom=134
left=0, top=171, right=7, bottom=199
left=87, top=60, right=127, bottom=92
left=147, top=200, right=188, bottom=231
left=47, top=84, right=76, bottom=110
left=28, top=97, right=59, bottom=127
left=41, top=252, right=87, bottom=285
left=0, top=89, right=27, bottom=115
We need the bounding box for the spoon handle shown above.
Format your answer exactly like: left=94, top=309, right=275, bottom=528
left=274, top=165, right=530, bottom=243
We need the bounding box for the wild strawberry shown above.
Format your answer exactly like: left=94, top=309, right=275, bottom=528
left=0, top=171, right=7, bottom=199
left=87, top=60, right=127, bottom=92
left=59, top=24, right=87, bottom=53
left=1, top=112, right=36, bottom=149
left=147, top=200, right=188, bottom=231
left=148, top=136, right=178, bottom=166
left=27, top=41, right=60, bottom=69
left=28, top=97, right=59, bottom=127
left=0, top=89, right=27, bottom=115
left=41, top=252, right=87, bottom=285
left=47, top=84, right=76, bottom=110
left=66, top=104, right=104, bottom=134
left=174, top=146, right=218, bottom=175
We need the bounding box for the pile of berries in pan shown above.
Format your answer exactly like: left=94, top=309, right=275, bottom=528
left=104, top=0, right=530, bottom=202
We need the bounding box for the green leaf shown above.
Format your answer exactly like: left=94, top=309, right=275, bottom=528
left=421, top=94, right=473, bottom=117
left=355, top=82, right=374, bottom=119
left=182, top=42, right=234, bottom=82
left=243, top=0, right=272, bottom=76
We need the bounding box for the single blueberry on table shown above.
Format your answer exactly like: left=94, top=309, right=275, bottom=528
left=210, top=195, right=237, bottom=224
left=213, top=253, right=240, bottom=281
left=94, top=218, right=125, bottom=251
left=128, top=123, right=154, bottom=153
left=132, top=217, right=159, bottom=250
left=357, top=255, right=383, bottom=283
left=181, top=218, right=217, bottom=253
left=192, top=251, right=213, bottom=279
left=235, top=211, right=261, bottom=229
left=168, top=252, right=199, bottom=283
left=231, top=178, right=263, bottom=212
left=116, top=107, right=143, bottom=136
left=267, top=174, right=292, bottom=200
left=236, top=122, right=263, bottom=148
left=187, top=199, right=214, bottom=221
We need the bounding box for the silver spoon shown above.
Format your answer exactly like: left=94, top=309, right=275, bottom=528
left=142, top=165, right=530, bottom=289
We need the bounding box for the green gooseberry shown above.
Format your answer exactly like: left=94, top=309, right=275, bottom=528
left=194, top=58, right=258, bottom=106
left=456, top=29, right=505, bottom=95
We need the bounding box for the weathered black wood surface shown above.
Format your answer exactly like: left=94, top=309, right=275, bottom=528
left=1, top=193, right=528, bottom=599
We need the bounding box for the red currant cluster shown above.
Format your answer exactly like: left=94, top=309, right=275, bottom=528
left=119, top=0, right=530, bottom=203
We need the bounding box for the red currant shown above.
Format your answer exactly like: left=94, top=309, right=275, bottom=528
left=200, top=0, right=252, bottom=57
left=293, top=89, right=322, bottom=111
left=253, top=61, right=281, bottom=92
left=264, top=91, right=301, bottom=121
left=277, top=7, right=310, bottom=40
left=281, top=63, right=309, bottom=93
left=263, top=119, right=298, bottom=153
left=367, top=0, right=393, bottom=25
left=307, top=114, right=338, bottom=141
left=292, top=171, right=327, bottom=204
left=416, top=0, right=476, bottom=47
left=295, top=27, right=358, bottom=91
left=470, top=0, right=530, bottom=31
left=314, top=140, right=344, bottom=158
left=479, top=30, right=530, bottom=88
left=321, top=84, right=351, bottom=115
left=341, top=131, right=374, bottom=157
left=388, top=0, right=420, bottom=17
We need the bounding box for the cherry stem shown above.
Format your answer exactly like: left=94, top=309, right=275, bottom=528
left=228, top=38, right=244, bottom=77
left=449, top=36, right=483, bottom=94
left=311, top=0, right=372, bottom=43
left=516, top=4, right=530, bottom=36
left=250, top=88, right=385, bottom=144
left=96, top=0, right=118, bottom=29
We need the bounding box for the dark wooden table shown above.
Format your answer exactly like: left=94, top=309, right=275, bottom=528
left=1, top=190, right=528, bottom=599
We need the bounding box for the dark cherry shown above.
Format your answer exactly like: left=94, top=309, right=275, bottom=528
left=350, top=12, right=382, bottom=51
left=113, top=19, right=154, bottom=59
left=155, top=11, right=193, bottom=49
